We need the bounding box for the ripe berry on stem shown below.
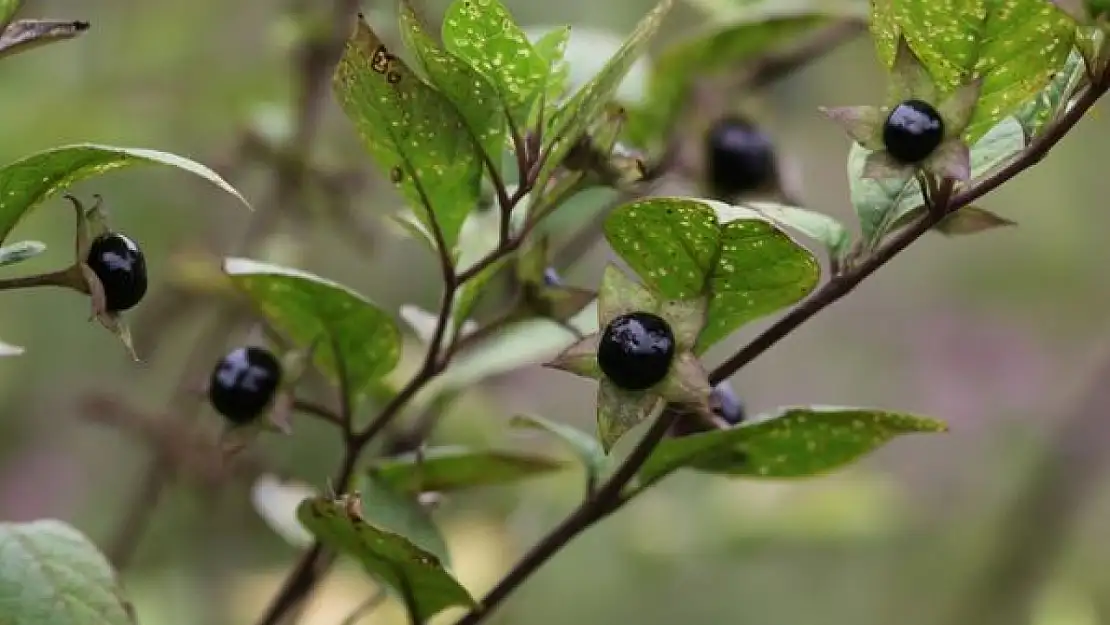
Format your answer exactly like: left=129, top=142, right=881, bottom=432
left=85, top=232, right=148, bottom=312
left=208, top=346, right=283, bottom=425
left=882, top=99, right=944, bottom=163
left=597, top=311, right=675, bottom=391
left=705, top=115, right=777, bottom=198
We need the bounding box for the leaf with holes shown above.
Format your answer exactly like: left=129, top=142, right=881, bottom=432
left=0, top=239, right=44, bottom=267
left=0, top=520, right=136, bottom=625
left=224, top=258, right=402, bottom=396
left=398, top=1, right=505, bottom=172
left=334, top=15, right=482, bottom=252
left=636, top=407, right=947, bottom=486
left=367, top=446, right=569, bottom=493
left=698, top=215, right=820, bottom=352
left=870, top=0, right=1075, bottom=142
left=359, top=475, right=450, bottom=564
left=535, top=0, right=674, bottom=194
left=627, top=14, right=832, bottom=147
left=0, top=144, right=249, bottom=245
left=441, top=0, right=548, bottom=134
left=604, top=197, right=720, bottom=299
left=298, top=497, right=475, bottom=621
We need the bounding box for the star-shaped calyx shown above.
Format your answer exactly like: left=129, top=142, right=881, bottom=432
left=820, top=36, right=982, bottom=184
left=545, top=264, right=713, bottom=452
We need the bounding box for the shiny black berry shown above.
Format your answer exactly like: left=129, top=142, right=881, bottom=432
left=710, top=382, right=745, bottom=425
left=882, top=99, right=944, bottom=163
left=208, top=346, right=283, bottom=425
left=85, top=232, right=148, bottom=312
left=598, top=312, right=675, bottom=391
left=706, top=115, right=777, bottom=198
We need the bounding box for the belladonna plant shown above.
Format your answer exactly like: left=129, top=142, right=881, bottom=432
left=820, top=36, right=982, bottom=185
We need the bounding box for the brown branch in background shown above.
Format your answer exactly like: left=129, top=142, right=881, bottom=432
left=95, top=0, right=362, bottom=571
left=937, top=338, right=1110, bottom=625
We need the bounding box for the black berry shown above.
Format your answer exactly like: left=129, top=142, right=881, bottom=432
left=85, top=232, right=148, bottom=312
left=710, top=382, right=745, bottom=425
left=598, top=312, right=675, bottom=391
left=208, top=346, right=283, bottom=425
left=882, top=99, right=944, bottom=163
left=705, top=115, right=777, bottom=198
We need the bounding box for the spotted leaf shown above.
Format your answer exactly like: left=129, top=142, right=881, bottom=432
left=603, top=197, right=720, bottom=300
left=637, top=406, right=947, bottom=486
left=870, top=0, right=1075, bottom=141
left=699, top=216, right=820, bottom=352
left=334, top=14, right=483, bottom=251
left=442, top=0, right=548, bottom=133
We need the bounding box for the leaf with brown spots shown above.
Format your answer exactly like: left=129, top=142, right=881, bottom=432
left=297, top=496, right=476, bottom=621
left=603, top=197, right=721, bottom=300
left=224, top=258, right=402, bottom=395
left=334, top=15, right=483, bottom=251
left=637, top=407, right=947, bottom=486
left=870, top=0, right=1075, bottom=142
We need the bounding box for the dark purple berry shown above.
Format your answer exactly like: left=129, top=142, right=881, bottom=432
left=542, top=268, right=562, bottom=287
left=710, top=382, right=745, bottom=425
left=208, top=346, right=283, bottom=425
left=706, top=115, right=777, bottom=198
left=882, top=99, right=944, bottom=163
left=85, top=232, right=147, bottom=312
left=598, top=312, right=675, bottom=391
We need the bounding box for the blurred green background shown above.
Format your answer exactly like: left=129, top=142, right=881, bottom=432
left=3, top=1, right=1110, bottom=625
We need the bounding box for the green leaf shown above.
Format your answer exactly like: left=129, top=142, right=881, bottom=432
left=723, top=201, right=851, bottom=259
left=510, top=414, right=607, bottom=480
left=298, top=497, right=475, bottom=621
left=0, top=520, right=135, bottom=625
left=603, top=197, right=721, bottom=299
left=1016, top=49, right=1084, bottom=137
left=334, top=15, right=482, bottom=251
left=0, top=144, right=249, bottom=245
left=359, top=475, right=450, bottom=564
left=847, top=142, right=922, bottom=244
left=870, top=0, right=1075, bottom=141
left=0, top=0, right=21, bottom=32
left=535, top=0, right=674, bottom=194
left=698, top=215, right=820, bottom=352
left=224, top=258, right=402, bottom=395
left=529, top=26, right=572, bottom=108
left=0, top=340, right=23, bottom=356
left=442, top=0, right=548, bottom=133
left=0, top=239, right=45, bottom=267
left=367, top=446, right=569, bottom=493
left=0, top=19, right=88, bottom=60
left=398, top=1, right=505, bottom=171
left=628, top=14, right=831, bottom=146
left=637, top=406, right=947, bottom=486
